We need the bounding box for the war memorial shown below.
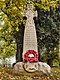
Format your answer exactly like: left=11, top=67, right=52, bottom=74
left=14, top=4, right=51, bottom=74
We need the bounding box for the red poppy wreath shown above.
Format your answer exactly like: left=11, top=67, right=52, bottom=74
left=24, top=50, right=38, bottom=62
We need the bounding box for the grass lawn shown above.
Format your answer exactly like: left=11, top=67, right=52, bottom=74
left=0, top=67, right=60, bottom=80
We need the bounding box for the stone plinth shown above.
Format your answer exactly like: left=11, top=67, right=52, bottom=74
left=13, top=62, right=24, bottom=71
left=13, top=62, right=51, bottom=74
left=24, top=62, right=38, bottom=72
left=38, top=62, right=51, bottom=74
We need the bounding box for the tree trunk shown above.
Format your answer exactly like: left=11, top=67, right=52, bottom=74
left=15, top=23, right=24, bottom=62
left=16, top=43, right=23, bottom=62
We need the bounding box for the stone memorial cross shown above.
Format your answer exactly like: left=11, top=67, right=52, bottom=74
left=23, top=4, right=38, bottom=60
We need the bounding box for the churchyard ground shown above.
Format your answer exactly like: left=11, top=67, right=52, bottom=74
left=0, top=67, right=60, bottom=80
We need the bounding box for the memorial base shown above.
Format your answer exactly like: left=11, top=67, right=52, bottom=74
left=24, top=62, right=38, bottom=72
left=13, top=62, right=51, bottom=74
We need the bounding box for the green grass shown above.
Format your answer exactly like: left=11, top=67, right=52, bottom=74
left=0, top=67, right=60, bottom=80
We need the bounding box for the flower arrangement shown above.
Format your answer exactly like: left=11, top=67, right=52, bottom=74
left=24, top=50, right=38, bottom=62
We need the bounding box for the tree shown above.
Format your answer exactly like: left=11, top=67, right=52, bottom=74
left=0, top=12, right=16, bottom=66
left=35, top=4, right=60, bottom=66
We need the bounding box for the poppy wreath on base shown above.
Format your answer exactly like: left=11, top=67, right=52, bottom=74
left=24, top=50, right=38, bottom=62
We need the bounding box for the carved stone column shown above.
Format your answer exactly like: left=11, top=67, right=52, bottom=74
left=23, top=4, right=38, bottom=59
